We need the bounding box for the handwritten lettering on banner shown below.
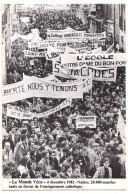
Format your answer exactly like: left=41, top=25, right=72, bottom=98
left=76, top=116, right=96, bottom=128
left=24, top=50, right=46, bottom=57
left=53, top=62, right=117, bottom=81
left=61, top=53, right=126, bottom=67
left=7, top=104, right=33, bottom=119
left=7, top=99, right=72, bottom=119
left=2, top=78, right=83, bottom=104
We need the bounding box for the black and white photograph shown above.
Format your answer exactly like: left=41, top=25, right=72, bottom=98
left=1, top=2, right=126, bottom=190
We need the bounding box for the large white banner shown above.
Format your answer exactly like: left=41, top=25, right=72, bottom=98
left=7, top=98, right=72, bottom=119
left=61, top=53, right=126, bottom=67
left=47, top=31, right=106, bottom=40
left=29, top=39, right=99, bottom=51
left=76, top=116, right=96, bottom=128
left=2, top=77, right=83, bottom=104
left=53, top=62, right=117, bottom=81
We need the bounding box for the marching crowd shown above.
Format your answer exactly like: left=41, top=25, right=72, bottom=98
left=3, top=9, right=126, bottom=179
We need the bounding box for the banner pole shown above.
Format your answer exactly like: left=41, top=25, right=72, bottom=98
left=33, top=97, right=35, bottom=108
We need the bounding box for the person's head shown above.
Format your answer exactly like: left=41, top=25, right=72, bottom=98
left=30, top=120, right=35, bottom=126
left=11, top=126, right=16, bottom=133
left=42, top=150, right=49, bottom=159
left=19, top=156, right=28, bottom=167
left=74, top=164, right=81, bottom=174
left=94, top=160, right=100, bottom=168
left=84, top=126, right=90, bottom=133
left=31, top=161, right=36, bottom=171
left=4, top=133, right=9, bottom=140
left=21, top=172, right=30, bottom=178
left=92, top=143, right=99, bottom=152
left=33, top=117, right=38, bottom=124
left=26, top=150, right=31, bottom=160
left=51, top=151, right=56, bottom=159
left=66, top=166, right=73, bottom=176
left=3, top=167, right=12, bottom=178
left=4, top=142, right=10, bottom=151
left=45, top=128, right=51, bottom=134
left=102, top=158, right=110, bottom=168
left=12, top=170, right=20, bottom=178
left=55, top=122, right=61, bottom=130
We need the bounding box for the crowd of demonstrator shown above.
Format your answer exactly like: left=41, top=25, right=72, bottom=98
left=3, top=9, right=126, bottom=179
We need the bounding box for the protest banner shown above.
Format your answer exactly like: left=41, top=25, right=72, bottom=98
left=24, top=50, right=46, bottom=57
left=2, top=77, right=83, bottom=104
left=7, top=104, right=33, bottom=119
left=46, top=46, right=63, bottom=61
left=47, top=30, right=106, bottom=40
left=53, top=62, right=117, bottom=81
left=61, top=53, right=126, bottom=68
left=37, top=98, right=72, bottom=118
left=76, top=116, right=96, bottom=128
left=46, top=46, right=78, bottom=62
left=6, top=98, right=72, bottom=119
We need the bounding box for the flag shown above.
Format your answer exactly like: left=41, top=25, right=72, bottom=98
left=117, top=109, right=126, bottom=143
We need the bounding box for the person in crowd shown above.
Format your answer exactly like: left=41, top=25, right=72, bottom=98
left=89, top=160, right=101, bottom=178
left=93, top=158, right=112, bottom=178
left=3, top=142, right=14, bottom=165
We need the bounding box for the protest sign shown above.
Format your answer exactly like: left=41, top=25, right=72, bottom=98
left=7, top=104, right=33, bottom=120
left=46, top=46, right=63, bottom=61
left=76, top=116, right=96, bottom=128
left=53, top=61, right=117, bottom=81
left=37, top=98, right=72, bottom=118
left=6, top=98, right=72, bottom=119
left=61, top=53, right=126, bottom=68
left=47, top=30, right=106, bottom=40
left=24, top=50, right=46, bottom=57
left=2, top=77, right=83, bottom=104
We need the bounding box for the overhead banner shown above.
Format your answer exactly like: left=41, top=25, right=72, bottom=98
left=61, top=53, right=126, bottom=67
left=53, top=62, right=117, bottom=81
left=76, top=116, right=96, bottom=128
left=47, top=31, right=106, bottom=40
left=28, top=39, right=100, bottom=51
left=2, top=77, right=83, bottom=104
left=24, top=50, right=46, bottom=57
left=7, top=99, right=72, bottom=119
